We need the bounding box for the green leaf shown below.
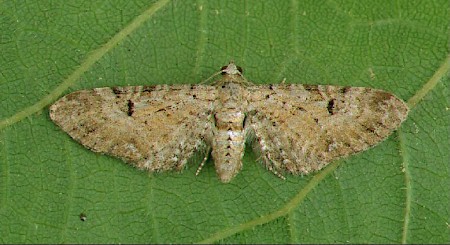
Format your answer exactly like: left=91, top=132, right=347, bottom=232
left=1, top=0, right=448, bottom=243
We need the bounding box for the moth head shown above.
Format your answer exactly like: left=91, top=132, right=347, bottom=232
left=221, top=61, right=243, bottom=76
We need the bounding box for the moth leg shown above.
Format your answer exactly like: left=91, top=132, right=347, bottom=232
left=195, top=146, right=211, bottom=176
left=248, top=118, right=287, bottom=180
left=254, top=141, right=286, bottom=180
left=265, top=158, right=286, bottom=180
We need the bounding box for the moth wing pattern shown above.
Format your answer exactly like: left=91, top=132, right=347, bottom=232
left=50, top=85, right=217, bottom=172
left=246, top=84, right=409, bottom=175
left=49, top=61, right=410, bottom=182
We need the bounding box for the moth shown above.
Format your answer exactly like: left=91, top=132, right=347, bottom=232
left=50, top=62, right=409, bottom=183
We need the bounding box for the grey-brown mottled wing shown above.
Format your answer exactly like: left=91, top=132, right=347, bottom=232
left=50, top=85, right=216, bottom=172
left=246, top=84, right=408, bottom=175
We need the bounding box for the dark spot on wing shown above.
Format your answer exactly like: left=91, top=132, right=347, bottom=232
left=142, top=85, right=157, bottom=92
left=297, top=106, right=306, bottom=112
left=303, top=85, right=319, bottom=92
left=112, top=87, right=124, bottom=94
left=327, top=99, right=336, bottom=115
left=340, top=86, right=351, bottom=94
left=127, top=100, right=134, bottom=116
